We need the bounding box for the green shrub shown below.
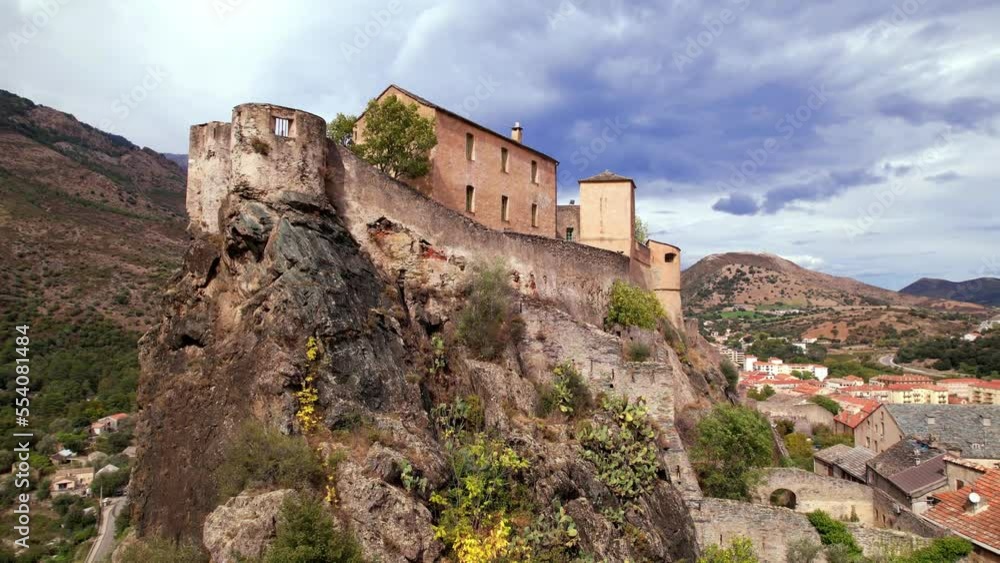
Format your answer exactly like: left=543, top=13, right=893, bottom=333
left=605, top=280, right=664, bottom=330
left=721, top=360, right=739, bottom=390
left=784, top=433, right=814, bottom=471
left=215, top=422, right=325, bottom=500
left=785, top=537, right=822, bottom=563
left=578, top=394, right=659, bottom=501
left=457, top=261, right=523, bottom=360
left=747, top=385, right=775, bottom=401
left=432, top=396, right=485, bottom=446
left=691, top=404, right=773, bottom=500
left=262, top=495, right=367, bottom=563
left=807, top=510, right=861, bottom=556
left=538, top=361, right=592, bottom=417
left=698, top=536, right=759, bottom=562
left=809, top=396, right=840, bottom=415
left=896, top=536, right=973, bottom=563
left=117, top=537, right=207, bottom=563
left=627, top=342, right=652, bottom=362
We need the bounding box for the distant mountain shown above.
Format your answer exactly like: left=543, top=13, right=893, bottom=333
left=900, top=277, right=1000, bottom=307
left=682, top=252, right=981, bottom=313
left=0, top=89, right=187, bottom=332
left=163, top=152, right=189, bottom=171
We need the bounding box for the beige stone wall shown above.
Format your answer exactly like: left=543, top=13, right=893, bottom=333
left=693, top=499, right=821, bottom=563
left=556, top=204, right=580, bottom=241
left=187, top=121, right=231, bottom=234
left=355, top=86, right=558, bottom=237
left=328, top=145, right=631, bottom=326
left=845, top=522, right=933, bottom=560
left=579, top=180, right=634, bottom=255
left=754, top=468, right=875, bottom=525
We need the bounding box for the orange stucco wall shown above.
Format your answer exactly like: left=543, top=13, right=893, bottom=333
left=355, top=86, right=558, bottom=237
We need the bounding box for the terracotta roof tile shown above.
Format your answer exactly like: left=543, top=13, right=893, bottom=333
left=924, top=468, right=1000, bottom=555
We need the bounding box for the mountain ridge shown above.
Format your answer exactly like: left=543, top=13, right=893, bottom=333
left=0, top=88, right=187, bottom=332
left=900, top=276, right=1000, bottom=307
left=682, top=251, right=983, bottom=313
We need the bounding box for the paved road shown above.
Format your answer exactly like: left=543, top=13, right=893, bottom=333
left=86, top=497, right=125, bottom=563
left=878, top=354, right=943, bottom=377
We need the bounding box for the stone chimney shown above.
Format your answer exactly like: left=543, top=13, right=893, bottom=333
left=965, top=491, right=988, bottom=515
left=511, top=122, right=523, bottom=143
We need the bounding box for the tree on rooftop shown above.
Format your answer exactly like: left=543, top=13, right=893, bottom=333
left=327, top=113, right=357, bottom=147
left=351, top=95, right=437, bottom=180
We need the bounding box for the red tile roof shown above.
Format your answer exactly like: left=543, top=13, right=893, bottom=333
left=924, top=468, right=1000, bottom=555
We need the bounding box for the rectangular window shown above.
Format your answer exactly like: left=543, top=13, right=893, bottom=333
left=466, top=133, right=475, bottom=161
left=275, top=117, right=291, bottom=137
left=531, top=203, right=538, bottom=227
left=531, top=160, right=538, bottom=183
left=501, top=195, right=509, bottom=222
left=501, top=147, right=509, bottom=173
left=565, top=227, right=574, bottom=241
left=466, top=185, right=475, bottom=213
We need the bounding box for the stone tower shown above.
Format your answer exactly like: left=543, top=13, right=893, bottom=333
left=187, top=103, right=328, bottom=234
left=647, top=240, right=683, bottom=330
left=578, top=170, right=636, bottom=255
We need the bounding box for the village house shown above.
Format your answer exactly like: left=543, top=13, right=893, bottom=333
left=854, top=404, right=1000, bottom=464
left=922, top=467, right=1000, bottom=560
left=49, top=466, right=95, bottom=497
left=355, top=85, right=558, bottom=237
left=872, top=374, right=934, bottom=387
left=813, top=443, right=875, bottom=484
left=742, top=356, right=829, bottom=381
left=866, top=439, right=949, bottom=529
left=90, top=412, right=129, bottom=436
left=884, top=384, right=950, bottom=405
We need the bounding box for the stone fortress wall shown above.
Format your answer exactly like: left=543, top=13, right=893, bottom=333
left=187, top=103, right=646, bottom=326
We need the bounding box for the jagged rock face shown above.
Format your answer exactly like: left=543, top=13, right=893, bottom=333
left=131, top=185, right=421, bottom=540
left=203, top=489, right=295, bottom=562
left=134, top=159, right=705, bottom=560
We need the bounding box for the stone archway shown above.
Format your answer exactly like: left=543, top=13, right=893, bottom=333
left=753, top=468, right=874, bottom=525
left=769, top=488, right=797, bottom=509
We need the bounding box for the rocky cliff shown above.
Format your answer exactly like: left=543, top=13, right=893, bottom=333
left=131, top=104, right=730, bottom=562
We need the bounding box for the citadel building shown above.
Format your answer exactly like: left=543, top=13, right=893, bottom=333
left=188, top=91, right=684, bottom=328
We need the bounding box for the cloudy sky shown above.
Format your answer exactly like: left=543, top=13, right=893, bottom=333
left=2, top=0, right=998, bottom=289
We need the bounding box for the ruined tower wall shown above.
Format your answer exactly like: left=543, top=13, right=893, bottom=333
left=648, top=240, right=684, bottom=330
left=187, top=121, right=231, bottom=234
left=186, top=104, right=327, bottom=234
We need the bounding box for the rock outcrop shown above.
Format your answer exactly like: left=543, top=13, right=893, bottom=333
left=132, top=104, right=717, bottom=561
left=203, top=489, right=295, bottom=562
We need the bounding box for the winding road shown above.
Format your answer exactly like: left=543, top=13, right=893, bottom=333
left=878, top=354, right=943, bottom=377
left=86, top=497, right=125, bottom=563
